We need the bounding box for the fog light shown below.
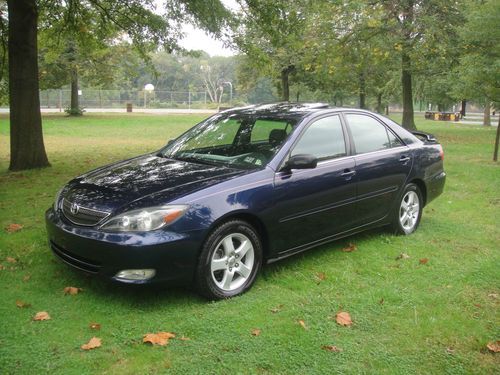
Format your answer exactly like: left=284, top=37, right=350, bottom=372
left=114, top=269, right=156, bottom=281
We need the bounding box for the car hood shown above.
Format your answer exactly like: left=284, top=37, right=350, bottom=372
left=63, top=154, right=245, bottom=212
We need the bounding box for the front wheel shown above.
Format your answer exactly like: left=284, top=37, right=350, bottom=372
left=391, top=183, right=423, bottom=235
left=195, top=220, right=262, bottom=300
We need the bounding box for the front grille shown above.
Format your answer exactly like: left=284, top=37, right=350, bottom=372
left=62, top=198, right=110, bottom=226
left=50, top=241, right=101, bottom=274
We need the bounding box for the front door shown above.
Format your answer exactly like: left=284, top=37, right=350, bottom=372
left=270, top=115, right=358, bottom=254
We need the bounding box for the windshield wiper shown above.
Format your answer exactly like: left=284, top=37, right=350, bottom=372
left=173, top=155, right=217, bottom=166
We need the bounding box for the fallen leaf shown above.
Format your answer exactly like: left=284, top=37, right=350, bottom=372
left=33, top=311, right=51, bottom=321
left=63, top=287, right=82, bottom=295
left=251, top=328, right=261, bottom=336
left=486, top=341, right=500, bottom=353
left=5, top=223, right=23, bottom=233
left=16, top=300, right=31, bottom=308
left=23, top=274, right=31, bottom=282
left=81, top=337, right=102, bottom=350
left=395, top=253, right=410, bottom=260
left=298, top=320, right=307, bottom=329
left=89, top=323, right=101, bottom=330
left=178, top=336, right=190, bottom=341
left=270, top=304, right=284, bottom=313
left=487, top=293, right=498, bottom=299
left=6, top=257, right=17, bottom=263
left=419, top=258, right=429, bottom=265
left=322, top=345, right=342, bottom=352
left=335, top=311, right=352, bottom=326
left=0, top=264, right=5, bottom=270
left=474, top=303, right=482, bottom=308
left=315, top=272, right=326, bottom=281
left=446, top=347, right=455, bottom=355
left=143, top=332, right=176, bottom=346
left=342, top=243, right=357, bottom=252
left=379, top=298, right=384, bottom=305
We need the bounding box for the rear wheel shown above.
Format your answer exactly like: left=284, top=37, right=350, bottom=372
left=391, top=183, right=423, bottom=235
left=195, top=220, right=262, bottom=300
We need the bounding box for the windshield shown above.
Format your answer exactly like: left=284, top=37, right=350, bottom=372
left=161, top=114, right=297, bottom=169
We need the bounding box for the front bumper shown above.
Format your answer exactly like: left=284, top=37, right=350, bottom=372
left=45, top=208, right=205, bottom=285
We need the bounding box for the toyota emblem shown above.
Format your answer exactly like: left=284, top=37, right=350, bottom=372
left=70, top=203, right=79, bottom=215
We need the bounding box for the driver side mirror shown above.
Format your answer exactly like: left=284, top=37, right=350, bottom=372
left=283, top=154, right=317, bottom=171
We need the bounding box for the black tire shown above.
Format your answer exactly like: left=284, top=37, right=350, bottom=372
left=195, top=220, right=263, bottom=300
left=391, top=183, right=423, bottom=235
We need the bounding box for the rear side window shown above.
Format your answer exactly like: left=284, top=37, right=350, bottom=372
left=345, top=114, right=393, bottom=154
left=292, top=115, right=346, bottom=160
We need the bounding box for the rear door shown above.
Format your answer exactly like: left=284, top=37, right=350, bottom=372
left=270, top=114, right=357, bottom=253
left=343, top=113, right=412, bottom=225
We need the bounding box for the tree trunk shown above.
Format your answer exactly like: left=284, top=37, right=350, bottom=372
left=376, top=93, right=383, bottom=114
left=460, top=99, right=466, bottom=118
left=401, top=51, right=416, bottom=130
left=359, top=72, right=366, bottom=109
left=281, top=68, right=290, bottom=102
left=493, top=115, right=500, bottom=161
left=483, top=100, right=491, bottom=126
left=70, top=67, right=79, bottom=114
left=7, top=0, right=49, bottom=171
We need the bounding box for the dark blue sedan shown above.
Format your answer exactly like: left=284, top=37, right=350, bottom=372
left=46, top=103, right=446, bottom=299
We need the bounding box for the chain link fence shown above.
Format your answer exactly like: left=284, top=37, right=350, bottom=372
left=39, top=89, right=238, bottom=110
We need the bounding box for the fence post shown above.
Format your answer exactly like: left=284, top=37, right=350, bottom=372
left=188, top=91, right=191, bottom=109
left=204, top=91, right=207, bottom=106
left=59, top=89, right=62, bottom=112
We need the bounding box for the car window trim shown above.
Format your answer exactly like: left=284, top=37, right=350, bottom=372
left=276, top=113, right=349, bottom=171
left=341, top=111, right=407, bottom=155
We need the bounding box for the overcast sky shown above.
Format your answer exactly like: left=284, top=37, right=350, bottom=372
left=177, top=0, right=238, bottom=57
left=179, top=24, right=236, bottom=57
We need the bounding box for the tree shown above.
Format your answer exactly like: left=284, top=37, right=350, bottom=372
left=232, top=0, right=310, bottom=101
left=7, top=0, right=50, bottom=170
left=455, top=0, right=499, bottom=132
left=5, top=0, right=229, bottom=170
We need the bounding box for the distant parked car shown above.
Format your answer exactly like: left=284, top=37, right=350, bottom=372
left=46, top=103, right=446, bottom=299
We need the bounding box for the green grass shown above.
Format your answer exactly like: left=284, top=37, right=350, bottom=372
left=0, top=113, right=499, bottom=374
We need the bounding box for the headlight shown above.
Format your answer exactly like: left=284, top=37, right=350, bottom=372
left=99, top=205, right=188, bottom=232
left=53, top=187, right=64, bottom=211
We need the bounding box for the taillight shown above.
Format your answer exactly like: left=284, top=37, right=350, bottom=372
left=439, top=145, right=444, bottom=161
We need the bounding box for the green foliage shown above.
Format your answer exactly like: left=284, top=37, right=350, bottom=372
left=64, top=106, right=85, bottom=116
left=0, top=114, right=499, bottom=373
left=454, top=0, right=500, bottom=104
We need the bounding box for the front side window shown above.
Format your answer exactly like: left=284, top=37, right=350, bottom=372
left=345, top=114, right=392, bottom=154
left=292, top=115, right=346, bottom=160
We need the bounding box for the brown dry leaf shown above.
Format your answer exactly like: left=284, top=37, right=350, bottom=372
left=81, top=337, right=102, bottom=350
left=486, top=341, right=500, bottom=353
left=5, top=223, right=23, bottom=233
left=63, top=287, right=82, bottom=295
left=487, top=293, right=498, bottom=299
left=395, top=253, right=410, bottom=260
left=89, top=323, right=101, bottom=330
left=251, top=328, right=261, bottom=336
left=419, top=258, right=429, bottom=265
left=335, top=311, right=352, bottom=327
left=178, top=336, right=190, bottom=341
left=270, top=304, right=284, bottom=313
left=379, top=298, right=385, bottom=305
left=342, top=243, right=357, bottom=252
left=0, top=264, right=5, bottom=270
left=23, top=274, right=31, bottom=282
left=446, top=347, right=455, bottom=355
left=33, top=311, right=51, bottom=321
left=143, top=332, right=176, bottom=346
left=16, top=300, right=31, bottom=308
left=322, top=345, right=342, bottom=352
left=298, top=320, right=307, bottom=330
left=6, top=257, right=17, bottom=263
left=316, top=272, right=326, bottom=281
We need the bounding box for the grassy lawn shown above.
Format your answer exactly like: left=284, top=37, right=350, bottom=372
left=0, top=113, right=498, bottom=374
